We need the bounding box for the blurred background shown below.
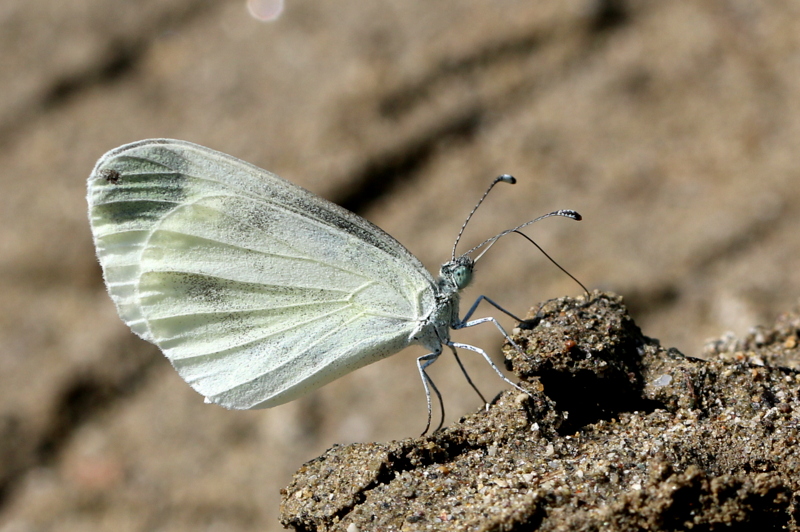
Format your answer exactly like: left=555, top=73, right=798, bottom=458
left=1, top=0, right=798, bottom=530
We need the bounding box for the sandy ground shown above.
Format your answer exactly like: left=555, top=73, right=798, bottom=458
left=1, top=1, right=799, bottom=530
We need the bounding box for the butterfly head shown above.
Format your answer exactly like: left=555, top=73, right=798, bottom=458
left=438, top=255, right=474, bottom=294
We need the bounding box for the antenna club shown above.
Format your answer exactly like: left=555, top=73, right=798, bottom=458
left=497, top=174, right=516, bottom=185
left=558, top=209, right=582, bottom=221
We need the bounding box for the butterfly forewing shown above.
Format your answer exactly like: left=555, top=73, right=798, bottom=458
left=88, top=139, right=437, bottom=409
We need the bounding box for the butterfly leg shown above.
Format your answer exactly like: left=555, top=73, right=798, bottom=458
left=456, top=297, right=528, bottom=360
left=416, top=351, right=445, bottom=435
left=459, top=294, right=525, bottom=324
left=452, top=295, right=533, bottom=396
left=448, top=344, right=488, bottom=406
left=448, top=340, right=529, bottom=396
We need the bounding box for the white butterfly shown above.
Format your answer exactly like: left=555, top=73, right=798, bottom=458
left=87, top=139, right=582, bottom=432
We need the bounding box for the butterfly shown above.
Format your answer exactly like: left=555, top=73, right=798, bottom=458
left=87, top=139, right=583, bottom=432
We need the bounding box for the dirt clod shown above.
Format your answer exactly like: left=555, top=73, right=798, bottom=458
left=281, top=291, right=800, bottom=531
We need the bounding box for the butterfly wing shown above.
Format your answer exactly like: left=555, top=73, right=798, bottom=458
left=87, top=139, right=437, bottom=409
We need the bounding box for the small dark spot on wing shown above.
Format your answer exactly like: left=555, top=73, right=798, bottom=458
left=100, top=169, right=121, bottom=184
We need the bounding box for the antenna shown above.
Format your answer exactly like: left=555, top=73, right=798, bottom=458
left=452, top=176, right=587, bottom=295
left=452, top=174, right=516, bottom=260
left=468, top=209, right=582, bottom=259
left=467, top=209, right=587, bottom=296
left=511, top=230, right=590, bottom=296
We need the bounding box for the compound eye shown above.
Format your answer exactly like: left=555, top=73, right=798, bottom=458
left=453, top=264, right=472, bottom=289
